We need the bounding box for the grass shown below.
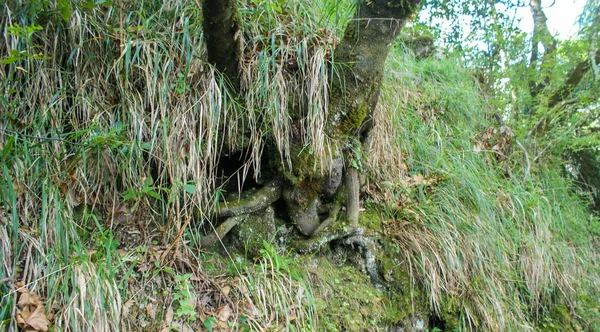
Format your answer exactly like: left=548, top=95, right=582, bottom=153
left=367, top=51, right=600, bottom=330
left=0, top=0, right=343, bottom=330
left=1, top=0, right=599, bottom=331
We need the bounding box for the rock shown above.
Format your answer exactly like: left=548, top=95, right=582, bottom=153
left=283, top=184, right=321, bottom=236
left=322, top=157, right=344, bottom=198
left=232, top=206, right=277, bottom=258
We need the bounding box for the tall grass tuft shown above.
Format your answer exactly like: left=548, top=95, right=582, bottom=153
left=368, top=51, right=600, bottom=330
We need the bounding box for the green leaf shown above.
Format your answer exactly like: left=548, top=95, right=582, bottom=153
left=203, top=317, right=217, bottom=332
left=57, top=0, right=73, bottom=22
left=122, top=190, right=138, bottom=201
left=146, top=189, right=161, bottom=200
left=183, top=184, right=196, bottom=194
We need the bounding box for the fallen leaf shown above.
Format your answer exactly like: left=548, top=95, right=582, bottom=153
left=407, top=174, right=424, bottom=186
left=181, top=324, right=194, bottom=332
left=122, top=299, right=135, bottom=317
left=17, top=287, right=42, bottom=309
left=220, top=286, right=230, bottom=297
left=17, top=305, right=49, bottom=331
left=164, top=306, right=174, bottom=326
left=146, top=303, right=156, bottom=319
left=217, top=305, right=232, bottom=322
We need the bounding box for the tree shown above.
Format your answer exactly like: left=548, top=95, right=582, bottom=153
left=199, top=0, right=422, bottom=243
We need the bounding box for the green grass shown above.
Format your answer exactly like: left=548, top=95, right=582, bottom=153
left=368, top=51, right=600, bottom=330
left=0, top=0, right=340, bottom=330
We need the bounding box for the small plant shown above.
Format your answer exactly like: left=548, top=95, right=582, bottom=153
left=1, top=24, right=51, bottom=65
left=173, top=274, right=197, bottom=321
left=171, top=72, right=191, bottom=95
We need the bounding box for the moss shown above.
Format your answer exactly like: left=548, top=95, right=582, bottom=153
left=340, top=102, right=369, bottom=134
left=359, top=208, right=383, bottom=231
left=234, top=207, right=276, bottom=258
left=376, top=237, right=427, bottom=320
left=279, top=144, right=321, bottom=185
left=538, top=304, right=583, bottom=332
left=438, top=296, right=461, bottom=330
left=302, top=255, right=412, bottom=331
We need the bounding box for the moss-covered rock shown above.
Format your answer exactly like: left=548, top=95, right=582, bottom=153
left=229, top=206, right=277, bottom=258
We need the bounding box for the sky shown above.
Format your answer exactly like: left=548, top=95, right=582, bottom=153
left=515, top=0, right=586, bottom=39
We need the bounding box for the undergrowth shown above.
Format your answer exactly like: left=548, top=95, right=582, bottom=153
left=368, top=51, right=600, bottom=330
left=0, top=0, right=598, bottom=331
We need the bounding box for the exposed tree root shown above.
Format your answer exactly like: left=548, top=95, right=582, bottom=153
left=200, top=180, right=282, bottom=247
left=343, top=234, right=381, bottom=285
left=292, top=228, right=359, bottom=254
left=200, top=215, right=247, bottom=248
left=346, top=167, right=360, bottom=228
left=293, top=227, right=381, bottom=285
left=216, top=179, right=282, bottom=218
left=313, top=203, right=341, bottom=236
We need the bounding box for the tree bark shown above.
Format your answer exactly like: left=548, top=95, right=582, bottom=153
left=327, top=0, right=421, bottom=228
left=528, top=0, right=556, bottom=97
left=201, top=0, right=421, bottom=238
left=548, top=49, right=600, bottom=108
left=201, top=0, right=242, bottom=91
left=346, top=167, right=360, bottom=228
left=327, top=0, right=421, bottom=138
left=588, top=4, right=600, bottom=80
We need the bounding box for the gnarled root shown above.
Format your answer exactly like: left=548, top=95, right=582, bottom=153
left=216, top=179, right=282, bottom=217
left=200, top=179, right=282, bottom=248
left=343, top=234, right=380, bottom=285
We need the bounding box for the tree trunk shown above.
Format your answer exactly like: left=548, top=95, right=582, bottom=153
left=201, top=0, right=242, bottom=91
left=201, top=0, right=421, bottom=239
left=548, top=49, right=600, bottom=108
left=528, top=0, right=557, bottom=98
left=327, top=0, right=421, bottom=138
left=327, top=0, right=421, bottom=228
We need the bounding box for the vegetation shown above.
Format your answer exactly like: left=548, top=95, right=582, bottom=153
left=1, top=0, right=599, bottom=331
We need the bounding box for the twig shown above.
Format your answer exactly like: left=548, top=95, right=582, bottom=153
left=0, top=128, right=87, bottom=147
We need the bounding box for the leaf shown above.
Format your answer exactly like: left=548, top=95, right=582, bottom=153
left=164, top=306, right=173, bottom=326
left=183, top=184, right=196, bottom=195
left=16, top=305, right=49, bottom=331
left=17, top=290, right=41, bottom=308
left=220, top=285, right=230, bottom=297
left=407, top=174, right=424, bottom=186
left=122, top=299, right=135, bottom=317
left=57, top=0, right=73, bottom=22
left=146, top=302, right=156, bottom=319
left=146, top=189, right=162, bottom=200
left=203, top=317, right=217, bottom=332
left=217, top=305, right=232, bottom=322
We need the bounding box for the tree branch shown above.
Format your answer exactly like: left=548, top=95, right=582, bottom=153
left=216, top=180, right=282, bottom=218
left=548, top=49, right=600, bottom=108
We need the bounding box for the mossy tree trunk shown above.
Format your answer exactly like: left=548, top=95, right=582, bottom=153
left=327, top=0, right=421, bottom=138
left=201, top=0, right=421, bottom=240
left=201, top=0, right=242, bottom=92
left=326, top=0, right=422, bottom=228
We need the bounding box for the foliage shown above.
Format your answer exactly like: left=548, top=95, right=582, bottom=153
left=0, top=0, right=599, bottom=331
